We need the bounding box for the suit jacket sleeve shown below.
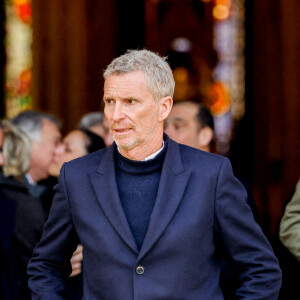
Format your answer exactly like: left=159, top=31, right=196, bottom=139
left=214, top=158, right=282, bottom=299
left=27, top=164, right=79, bottom=300
left=279, top=179, right=300, bottom=260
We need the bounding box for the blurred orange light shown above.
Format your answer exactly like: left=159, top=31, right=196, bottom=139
left=209, top=82, right=231, bottom=116
left=173, top=67, right=189, bottom=83
left=13, top=0, right=30, bottom=5
left=13, top=3, right=32, bottom=24
left=215, top=0, right=231, bottom=5
left=20, top=69, right=32, bottom=83
left=213, top=4, right=230, bottom=20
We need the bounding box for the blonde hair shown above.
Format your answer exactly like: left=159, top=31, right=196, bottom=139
left=2, top=120, right=32, bottom=179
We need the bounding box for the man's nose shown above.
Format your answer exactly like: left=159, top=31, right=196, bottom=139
left=111, top=103, right=126, bottom=121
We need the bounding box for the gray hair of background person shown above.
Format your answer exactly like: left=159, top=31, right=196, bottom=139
left=11, top=110, right=61, bottom=142
left=78, top=112, right=104, bottom=130
left=2, top=120, right=32, bottom=179
left=103, top=49, right=175, bottom=101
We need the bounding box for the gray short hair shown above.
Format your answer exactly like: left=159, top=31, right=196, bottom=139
left=11, top=110, right=61, bottom=142
left=2, top=120, right=32, bottom=179
left=78, top=112, right=104, bottom=130
left=103, top=49, right=175, bottom=101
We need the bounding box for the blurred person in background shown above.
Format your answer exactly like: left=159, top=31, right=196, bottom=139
left=164, top=100, right=214, bottom=152
left=12, top=110, right=62, bottom=217
left=280, top=179, right=300, bottom=259
left=0, top=121, right=45, bottom=300
left=48, top=128, right=106, bottom=177
left=10, top=111, right=86, bottom=299
left=78, top=111, right=113, bottom=146
left=165, top=100, right=258, bottom=219
left=47, top=127, right=106, bottom=300
left=275, top=179, right=300, bottom=298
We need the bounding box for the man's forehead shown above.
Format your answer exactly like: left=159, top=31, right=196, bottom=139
left=104, top=70, right=146, bottom=86
left=167, top=116, right=186, bottom=123
left=173, top=102, right=198, bottom=112
left=171, top=103, right=198, bottom=116
left=103, top=73, right=152, bottom=101
left=105, top=70, right=145, bottom=78
left=167, top=104, right=200, bottom=128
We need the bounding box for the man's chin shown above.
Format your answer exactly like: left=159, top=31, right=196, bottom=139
left=114, top=138, right=138, bottom=151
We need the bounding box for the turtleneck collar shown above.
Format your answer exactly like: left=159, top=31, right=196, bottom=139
left=115, top=140, right=167, bottom=175
left=117, top=141, right=165, bottom=162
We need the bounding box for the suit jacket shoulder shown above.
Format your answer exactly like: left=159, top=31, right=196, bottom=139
left=62, top=146, right=110, bottom=178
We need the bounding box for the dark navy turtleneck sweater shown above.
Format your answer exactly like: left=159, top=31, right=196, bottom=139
left=115, top=144, right=167, bottom=250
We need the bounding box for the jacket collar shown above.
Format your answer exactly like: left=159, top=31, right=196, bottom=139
left=89, top=135, right=190, bottom=257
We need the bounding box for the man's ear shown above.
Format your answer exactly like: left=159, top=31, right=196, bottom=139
left=158, top=96, right=173, bottom=121
left=197, top=127, right=214, bottom=151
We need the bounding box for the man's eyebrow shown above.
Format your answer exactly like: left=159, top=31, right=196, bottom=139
left=103, top=96, right=141, bottom=101
left=122, top=97, right=141, bottom=101
left=103, top=96, right=112, bottom=101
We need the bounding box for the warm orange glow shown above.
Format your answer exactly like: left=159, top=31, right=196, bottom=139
left=213, top=0, right=231, bottom=20
left=13, top=0, right=30, bottom=5
left=215, top=0, right=231, bottom=6
left=20, top=69, right=31, bottom=84
left=13, top=3, right=32, bottom=24
left=173, top=67, right=189, bottom=83
left=213, top=5, right=230, bottom=20
left=173, top=67, right=190, bottom=100
left=5, top=0, right=33, bottom=117
left=208, top=82, right=231, bottom=116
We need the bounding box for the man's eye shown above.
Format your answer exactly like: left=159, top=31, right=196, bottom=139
left=105, top=99, right=114, bottom=105
left=127, top=99, right=136, bottom=104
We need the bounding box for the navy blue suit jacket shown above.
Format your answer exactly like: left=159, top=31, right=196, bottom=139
left=28, top=136, right=281, bottom=299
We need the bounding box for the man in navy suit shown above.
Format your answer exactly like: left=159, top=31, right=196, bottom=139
left=28, top=49, right=281, bottom=299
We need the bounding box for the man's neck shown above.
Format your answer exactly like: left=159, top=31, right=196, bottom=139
left=118, top=136, right=164, bottom=161
left=118, top=141, right=164, bottom=161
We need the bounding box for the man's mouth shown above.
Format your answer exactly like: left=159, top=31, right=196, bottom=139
left=114, top=128, right=131, bottom=132
left=113, top=128, right=133, bottom=136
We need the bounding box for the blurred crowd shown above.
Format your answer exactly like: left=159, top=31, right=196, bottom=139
left=0, top=110, right=111, bottom=299
left=0, top=104, right=299, bottom=299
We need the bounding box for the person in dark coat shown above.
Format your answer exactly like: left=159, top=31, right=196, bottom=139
left=11, top=110, right=62, bottom=218
left=28, top=49, right=281, bottom=299
left=0, top=121, right=45, bottom=300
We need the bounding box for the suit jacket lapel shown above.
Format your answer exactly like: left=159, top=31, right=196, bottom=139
left=138, top=138, right=190, bottom=260
left=89, top=145, right=139, bottom=254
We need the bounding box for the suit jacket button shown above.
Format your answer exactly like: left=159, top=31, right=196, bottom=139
left=136, top=265, right=145, bottom=275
